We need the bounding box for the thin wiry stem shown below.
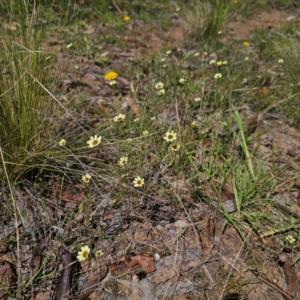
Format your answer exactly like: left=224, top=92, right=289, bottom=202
left=0, top=147, right=23, bottom=287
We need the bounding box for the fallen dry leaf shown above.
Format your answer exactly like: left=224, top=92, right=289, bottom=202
left=116, top=76, right=130, bottom=95
left=257, top=86, right=269, bottom=96
left=31, top=255, right=41, bottom=277
left=245, top=117, right=259, bottom=137
left=77, top=267, right=108, bottom=300
left=77, top=253, right=157, bottom=299
left=203, top=138, right=213, bottom=149
left=109, top=254, right=156, bottom=280
left=125, top=95, right=141, bottom=117
left=278, top=254, right=298, bottom=299
left=0, top=262, right=17, bottom=300
left=53, top=184, right=85, bottom=209
left=199, top=216, right=215, bottom=258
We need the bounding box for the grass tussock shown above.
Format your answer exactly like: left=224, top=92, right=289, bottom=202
left=0, top=11, right=59, bottom=181
left=181, top=0, right=233, bottom=41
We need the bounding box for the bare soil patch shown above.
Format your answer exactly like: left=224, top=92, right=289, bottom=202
left=229, top=9, right=298, bottom=40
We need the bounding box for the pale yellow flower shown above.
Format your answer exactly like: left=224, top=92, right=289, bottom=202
left=191, top=121, right=197, bottom=128
left=214, top=73, right=222, bottom=79
left=217, top=61, right=223, bottom=66
left=222, top=61, right=228, bottom=65
left=87, top=135, right=101, bottom=148
left=133, top=117, right=140, bottom=123
left=194, top=52, right=200, bottom=57
left=161, top=58, right=166, bottom=62
left=278, top=59, right=284, bottom=64
left=284, top=235, right=296, bottom=245
left=171, top=143, right=180, bottom=151
left=155, top=82, right=164, bottom=89
left=166, top=50, right=171, bottom=55
left=157, top=89, right=165, bottom=96
left=77, top=245, right=91, bottom=262
left=179, top=78, right=185, bottom=84
left=194, top=97, right=201, bottom=102
left=245, top=57, right=249, bottom=61
left=104, top=71, right=118, bottom=81
left=218, top=30, right=222, bottom=35
left=82, top=173, right=91, bottom=183
left=114, top=114, right=125, bottom=122
left=109, top=80, right=116, bottom=86
left=58, top=139, right=66, bottom=146
left=151, top=116, right=156, bottom=121
left=96, top=250, right=103, bottom=258
left=164, top=131, right=177, bottom=142
left=118, top=156, right=128, bottom=167
left=209, top=60, right=216, bottom=65
left=127, top=138, right=133, bottom=143
left=133, top=176, right=144, bottom=187
left=202, top=52, right=208, bottom=56
left=143, top=130, right=149, bottom=136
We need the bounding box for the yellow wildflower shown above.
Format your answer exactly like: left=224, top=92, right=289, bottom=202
left=87, top=135, right=101, bottom=148
left=58, top=139, right=66, bottom=146
left=155, top=82, right=164, bottom=89
left=157, top=89, right=165, bottom=96
left=104, top=71, right=118, bottom=81
left=284, top=235, right=296, bottom=245
left=96, top=250, right=103, bottom=258
left=118, top=157, right=128, bottom=167
left=114, top=114, right=125, bottom=122
left=164, top=131, right=177, bottom=142
left=171, top=143, right=180, bottom=151
left=77, top=245, right=91, bottom=262
left=82, top=173, right=91, bottom=183
left=133, top=176, right=144, bottom=187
